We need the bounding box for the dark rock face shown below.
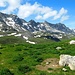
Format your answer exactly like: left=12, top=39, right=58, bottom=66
left=42, top=36, right=60, bottom=42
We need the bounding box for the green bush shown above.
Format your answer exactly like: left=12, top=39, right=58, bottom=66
left=48, top=68, right=53, bottom=70
left=36, top=57, right=43, bottom=62
left=15, top=47, right=22, bottom=51
left=18, top=65, right=31, bottom=73
left=0, top=52, right=2, bottom=54
left=40, top=72, right=46, bottom=75
left=0, top=68, right=14, bottom=75
left=0, top=47, right=3, bottom=49
left=13, top=55, right=24, bottom=62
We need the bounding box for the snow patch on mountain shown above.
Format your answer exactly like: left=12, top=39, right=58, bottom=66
left=7, top=33, right=16, bottom=36
left=14, top=34, right=22, bottom=36
left=23, top=23, right=28, bottom=26
left=6, top=17, right=15, bottom=27
left=7, top=17, right=12, bottom=21
left=23, top=36, right=28, bottom=40
left=21, top=27, right=26, bottom=31
left=26, top=40, right=36, bottom=44
left=0, top=35, right=4, bottom=37
left=34, top=35, right=41, bottom=38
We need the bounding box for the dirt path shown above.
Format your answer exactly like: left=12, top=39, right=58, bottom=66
left=36, top=58, right=61, bottom=72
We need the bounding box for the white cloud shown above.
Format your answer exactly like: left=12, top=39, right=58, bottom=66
left=1, top=0, right=21, bottom=13
left=53, top=8, right=68, bottom=20
left=0, top=0, right=7, bottom=7
left=60, top=15, right=69, bottom=22
left=17, top=2, right=40, bottom=18
left=0, top=1, right=69, bottom=22
left=35, top=15, right=43, bottom=20
left=35, top=11, right=57, bottom=20
left=42, top=10, right=57, bottom=19
left=18, top=2, right=57, bottom=20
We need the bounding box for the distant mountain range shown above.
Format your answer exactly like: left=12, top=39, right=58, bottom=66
left=0, top=12, right=75, bottom=42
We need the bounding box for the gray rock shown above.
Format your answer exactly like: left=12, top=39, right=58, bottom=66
left=59, top=54, right=75, bottom=70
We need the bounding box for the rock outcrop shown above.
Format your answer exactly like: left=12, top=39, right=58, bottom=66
left=69, top=40, right=75, bottom=44
left=59, top=54, right=75, bottom=70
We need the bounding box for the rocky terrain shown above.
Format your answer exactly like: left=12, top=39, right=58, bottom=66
left=0, top=12, right=75, bottom=43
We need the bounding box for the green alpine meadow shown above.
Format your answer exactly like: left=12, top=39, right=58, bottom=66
left=0, top=1, right=75, bottom=74
left=0, top=36, right=75, bottom=75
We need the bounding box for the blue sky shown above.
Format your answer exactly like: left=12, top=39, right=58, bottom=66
left=0, top=0, right=75, bottom=29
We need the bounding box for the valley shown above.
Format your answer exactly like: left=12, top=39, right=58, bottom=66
left=0, top=12, right=75, bottom=75
left=0, top=36, right=75, bottom=75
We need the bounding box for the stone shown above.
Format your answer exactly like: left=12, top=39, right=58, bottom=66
left=59, top=54, right=75, bottom=70
left=62, top=68, right=67, bottom=71
left=69, top=40, right=75, bottom=44
left=56, top=47, right=62, bottom=50
left=46, top=62, right=50, bottom=65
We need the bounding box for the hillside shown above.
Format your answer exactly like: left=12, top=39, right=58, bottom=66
left=0, top=38, right=75, bottom=75
left=0, top=12, right=75, bottom=75
left=0, top=12, right=75, bottom=43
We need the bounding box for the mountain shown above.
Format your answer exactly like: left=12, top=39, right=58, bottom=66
left=0, top=12, right=75, bottom=42
left=0, top=12, right=27, bottom=32
left=72, top=29, right=75, bottom=32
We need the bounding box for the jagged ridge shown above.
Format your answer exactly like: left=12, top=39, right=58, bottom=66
left=0, top=12, right=75, bottom=42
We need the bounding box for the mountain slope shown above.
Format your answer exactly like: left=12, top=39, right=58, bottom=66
left=0, top=12, right=75, bottom=42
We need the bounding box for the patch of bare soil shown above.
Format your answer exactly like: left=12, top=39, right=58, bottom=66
left=36, top=58, right=61, bottom=72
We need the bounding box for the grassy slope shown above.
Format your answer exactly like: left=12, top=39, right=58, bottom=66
left=0, top=36, right=75, bottom=75
left=0, top=36, right=27, bottom=45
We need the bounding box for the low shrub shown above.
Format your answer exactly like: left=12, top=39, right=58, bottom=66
left=0, top=52, right=2, bottom=54
left=13, top=55, right=24, bottom=62
left=18, top=65, right=31, bottom=73
left=0, top=68, right=14, bottom=75
left=15, top=47, right=22, bottom=51
left=40, top=72, right=46, bottom=75
left=48, top=68, right=53, bottom=70
left=36, top=57, right=43, bottom=62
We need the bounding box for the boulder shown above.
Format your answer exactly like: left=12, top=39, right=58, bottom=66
left=59, top=54, right=71, bottom=66
left=46, top=62, right=49, bottom=65
left=62, top=68, right=67, bottom=71
left=68, top=56, right=75, bottom=70
left=59, top=54, right=75, bottom=70
left=56, top=47, right=62, bottom=50
left=69, top=40, right=75, bottom=44
left=68, top=63, right=75, bottom=70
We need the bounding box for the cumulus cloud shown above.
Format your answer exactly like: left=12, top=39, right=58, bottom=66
left=1, top=0, right=21, bottom=13
left=35, top=15, right=43, bottom=20
left=18, top=2, right=57, bottom=20
left=0, top=0, right=6, bottom=7
left=17, top=2, right=40, bottom=18
left=35, top=11, right=57, bottom=20
left=43, top=11, right=57, bottom=19
left=53, top=8, right=68, bottom=20
left=0, top=0, right=69, bottom=22
left=60, top=15, right=69, bottom=22
left=35, top=6, right=57, bottom=20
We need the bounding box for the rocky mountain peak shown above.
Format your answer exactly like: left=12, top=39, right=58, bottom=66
left=0, top=12, right=75, bottom=40
left=28, top=20, right=37, bottom=25
left=44, top=21, right=49, bottom=24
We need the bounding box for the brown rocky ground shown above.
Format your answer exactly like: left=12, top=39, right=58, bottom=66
left=36, top=58, right=61, bottom=73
